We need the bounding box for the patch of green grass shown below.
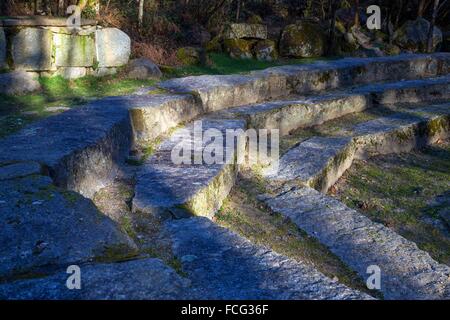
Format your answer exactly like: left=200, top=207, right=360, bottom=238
left=165, top=53, right=327, bottom=78
left=332, top=141, right=450, bottom=264
left=0, top=75, right=158, bottom=138
left=215, top=170, right=381, bottom=298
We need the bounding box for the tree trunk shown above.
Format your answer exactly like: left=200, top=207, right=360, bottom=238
left=236, top=0, right=241, bottom=22
left=427, top=0, right=440, bottom=52
left=138, top=0, right=145, bottom=30
left=354, top=0, right=360, bottom=27
left=327, top=0, right=340, bottom=55
left=418, top=0, right=427, bottom=17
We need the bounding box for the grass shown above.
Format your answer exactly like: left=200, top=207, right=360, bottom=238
left=215, top=168, right=382, bottom=298
left=0, top=75, right=158, bottom=138
left=164, top=52, right=326, bottom=77
left=331, top=140, right=450, bottom=265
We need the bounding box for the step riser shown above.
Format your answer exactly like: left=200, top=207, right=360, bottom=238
left=129, top=95, right=201, bottom=148
left=311, top=114, right=450, bottom=193
left=132, top=120, right=247, bottom=220
left=242, top=95, right=370, bottom=136
left=370, top=82, right=450, bottom=105
left=236, top=80, right=449, bottom=137
left=162, top=54, right=450, bottom=113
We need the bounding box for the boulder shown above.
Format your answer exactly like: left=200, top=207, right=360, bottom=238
left=12, top=28, right=53, bottom=71
left=223, top=39, right=255, bottom=59
left=393, top=18, right=442, bottom=53
left=247, top=15, right=263, bottom=25
left=0, top=27, right=6, bottom=69
left=94, top=67, right=117, bottom=77
left=0, top=174, right=137, bottom=279
left=280, top=21, right=325, bottom=58
left=224, top=23, right=267, bottom=40
left=54, top=33, right=95, bottom=67
left=205, top=36, right=223, bottom=52
left=0, top=71, right=41, bottom=95
left=95, top=28, right=131, bottom=67
left=126, top=58, right=162, bottom=80
left=176, top=47, right=201, bottom=65
left=253, top=40, right=278, bottom=61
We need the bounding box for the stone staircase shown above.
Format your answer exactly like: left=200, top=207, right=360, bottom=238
left=1, top=53, right=449, bottom=300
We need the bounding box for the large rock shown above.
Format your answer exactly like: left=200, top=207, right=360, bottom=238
left=280, top=21, right=325, bottom=58
left=0, top=174, right=137, bottom=279
left=394, top=18, right=443, bottom=53
left=12, top=28, right=54, bottom=70
left=176, top=47, right=201, bottom=65
left=95, top=28, right=131, bottom=67
left=0, top=71, right=41, bottom=95
left=0, top=27, right=6, bottom=69
left=253, top=40, right=278, bottom=61
left=223, top=39, right=255, bottom=59
left=54, top=33, right=95, bottom=67
left=224, top=23, right=267, bottom=40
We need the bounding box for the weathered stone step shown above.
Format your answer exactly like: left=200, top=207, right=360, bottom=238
left=265, top=103, right=450, bottom=193
left=223, top=93, right=369, bottom=136
left=0, top=174, right=137, bottom=280
left=0, top=93, right=199, bottom=198
left=263, top=186, right=450, bottom=299
left=220, top=75, right=450, bottom=137
left=164, top=217, right=372, bottom=299
left=160, top=53, right=450, bottom=112
left=351, top=74, right=450, bottom=105
left=0, top=258, right=191, bottom=299
left=132, top=119, right=246, bottom=219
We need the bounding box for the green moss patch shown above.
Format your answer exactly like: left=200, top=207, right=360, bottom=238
left=331, top=140, right=450, bottom=265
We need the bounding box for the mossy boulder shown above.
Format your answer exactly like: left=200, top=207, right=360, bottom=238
left=224, top=23, right=267, bottom=40
left=253, top=40, right=278, bottom=61
left=247, top=15, right=263, bottom=25
left=205, top=36, right=223, bottom=52
left=280, top=21, right=325, bottom=58
left=393, top=18, right=442, bottom=53
left=176, top=47, right=201, bottom=65
left=224, top=39, right=255, bottom=59
left=383, top=44, right=401, bottom=56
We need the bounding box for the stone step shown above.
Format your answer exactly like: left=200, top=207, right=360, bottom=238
left=0, top=174, right=137, bottom=280
left=351, top=74, right=450, bottom=105
left=0, top=258, right=191, bottom=299
left=132, top=119, right=247, bottom=220
left=264, top=103, right=450, bottom=193
left=263, top=186, right=450, bottom=300
left=221, top=75, right=450, bottom=137
left=164, top=217, right=372, bottom=299
left=160, top=53, right=450, bottom=112
left=0, top=93, right=198, bottom=198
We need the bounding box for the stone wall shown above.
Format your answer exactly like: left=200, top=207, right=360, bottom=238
left=0, top=17, right=130, bottom=79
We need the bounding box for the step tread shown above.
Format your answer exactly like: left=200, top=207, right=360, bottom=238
left=266, top=103, right=450, bottom=186
left=165, top=217, right=372, bottom=300
left=133, top=119, right=246, bottom=219
left=264, top=186, right=450, bottom=299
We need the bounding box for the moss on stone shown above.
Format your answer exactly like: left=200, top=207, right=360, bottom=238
left=223, top=39, right=255, bottom=60
left=176, top=47, right=200, bottom=66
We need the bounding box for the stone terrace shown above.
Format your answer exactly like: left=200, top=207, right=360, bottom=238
left=0, top=53, right=449, bottom=299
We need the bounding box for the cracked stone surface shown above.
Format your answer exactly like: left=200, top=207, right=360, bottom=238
left=0, top=175, right=137, bottom=279
left=165, top=217, right=372, bottom=300
left=0, top=258, right=191, bottom=300
left=133, top=119, right=246, bottom=219
left=264, top=186, right=450, bottom=300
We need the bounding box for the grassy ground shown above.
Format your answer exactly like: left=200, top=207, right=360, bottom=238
left=331, top=140, right=450, bottom=265
left=0, top=75, right=158, bottom=138
left=0, top=53, right=319, bottom=139
left=215, top=168, right=382, bottom=298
